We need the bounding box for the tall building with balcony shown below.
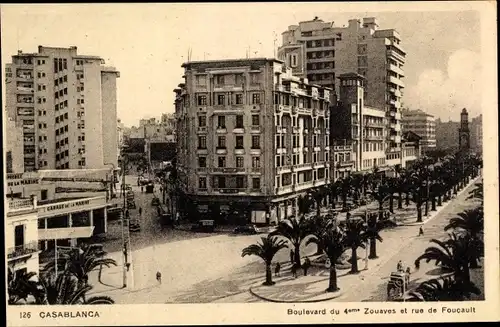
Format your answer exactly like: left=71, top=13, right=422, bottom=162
left=6, top=196, right=40, bottom=276
left=175, top=58, right=331, bottom=225
left=4, top=46, right=120, bottom=172
left=331, top=73, right=387, bottom=174
left=401, top=109, right=436, bottom=152
left=278, top=17, right=406, bottom=161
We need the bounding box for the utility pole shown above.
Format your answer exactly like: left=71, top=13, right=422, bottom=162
left=121, top=148, right=128, bottom=288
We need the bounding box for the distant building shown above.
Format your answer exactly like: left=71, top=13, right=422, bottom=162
left=4, top=46, right=120, bottom=171
left=5, top=117, right=25, bottom=173
left=175, top=58, right=331, bottom=225
left=129, top=116, right=176, bottom=142
left=458, top=108, right=471, bottom=153
left=401, top=109, right=436, bottom=152
left=435, top=118, right=460, bottom=152
left=470, top=114, right=482, bottom=153
left=278, top=17, right=406, bottom=157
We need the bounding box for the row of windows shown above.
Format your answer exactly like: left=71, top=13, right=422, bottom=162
left=306, top=50, right=335, bottom=60
left=276, top=135, right=328, bottom=148
left=54, top=58, right=68, bottom=73
left=198, top=176, right=261, bottom=190
left=198, top=155, right=261, bottom=169
left=54, top=88, right=68, bottom=98
left=363, top=142, right=384, bottom=152
left=56, top=150, right=69, bottom=161
left=197, top=93, right=261, bottom=106
left=55, top=125, right=69, bottom=136
left=54, top=75, right=68, bottom=86
left=275, top=152, right=328, bottom=167
left=199, top=115, right=260, bottom=128
left=56, top=138, right=69, bottom=149
left=211, top=135, right=261, bottom=149
left=55, top=100, right=68, bottom=111
left=362, top=158, right=386, bottom=169
left=56, top=162, right=70, bottom=169
left=307, top=62, right=335, bottom=71
left=306, top=39, right=336, bottom=48
left=55, top=112, right=69, bottom=124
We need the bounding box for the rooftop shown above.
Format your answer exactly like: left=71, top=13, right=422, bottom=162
left=182, top=57, right=284, bottom=68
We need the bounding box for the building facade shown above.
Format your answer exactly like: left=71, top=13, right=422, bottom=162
left=175, top=58, right=331, bottom=224
left=458, top=108, right=471, bottom=153
left=470, top=114, right=482, bottom=153
left=401, top=109, right=436, bottom=152
left=4, top=46, right=120, bottom=172
left=128, top=116, right=176, bottom=142
left=278, top=17, right=406, bottom=163
left=435, top=118, right=460, bottom=152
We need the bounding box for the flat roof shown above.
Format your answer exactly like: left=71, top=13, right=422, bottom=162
left=38, top=227, right=95, bottom=240
left=182, top=57, right=284, bottom=67
left=37, top=197, right=86, bottom=206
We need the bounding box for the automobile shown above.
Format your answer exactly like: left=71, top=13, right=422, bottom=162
left=139, top=176, right=151, bottom=186
left=233, top=224, right=261, bottom=235
left=145, top=183, right=154, bottom=193
left=151, top=197, right=160, bottom=206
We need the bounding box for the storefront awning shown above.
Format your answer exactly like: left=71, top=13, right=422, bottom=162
left=38, top=227, right=95, bottom=240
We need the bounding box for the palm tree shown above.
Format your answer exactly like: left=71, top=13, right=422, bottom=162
left=369, top=183, right=390, bottom=222
left=468, top=182, right=483, bottom=202
left=385, top=177, right=398, bottom=213
left=394, top=171, right=408, bottom=209
left=241, top=235, right=288, bottom=286
left=44, top=244, right=117, bottom=287
left=37, top=272, right=115, bottom=305
left=270, top=216, right=313, bottom=267
left=414, top=233, right=476, bottom=284
left=444, top=208, right=484, bottom=268
left=307, top=213, right=336, bottom=255
left=339, top=176, right=352, bottom=210
left=328, top=181, right=342, bottom=209
left=308, top=186, right=327, bottom=217
left=306, top=223, right=346, bottom=292
left=365, top=214, right=383, bottom=259
left=343, top=217, right=367, bottom=274
left=297, top=194, right=313, bottom=218
left=8, top=269, right=39, bottom=305
left=407, top=275, right=480, bottom=301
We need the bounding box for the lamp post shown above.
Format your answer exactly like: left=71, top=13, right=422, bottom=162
left=120, top=145, right=128, bottom=288
left=104, top=162, right=116, bottom=200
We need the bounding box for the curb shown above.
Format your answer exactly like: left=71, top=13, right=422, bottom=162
left=249, top=285, right=343, bottom=303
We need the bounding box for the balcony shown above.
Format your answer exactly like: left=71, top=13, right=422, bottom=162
left=388, top=63, right=404, bottom=76
left=295, top=180, right=314, bottom=192
left=233, top=128, right=245, bottom=134
left=276, top=148, right=287, bottom=155
left=292, top=107, right=298, bottom=114
left=16, top=86, right=34, bottom=94
left=216, top=188, right=247, bottom=194
left=275, top=126, right=287, bottom=134
left=292, top=127, right=299, bottom=134
left=294, top=163, right=313, bottom=171
left=213, top=167, right=246, bottom=173
left=292, top=147, right=300, bottom=154
left=8, top=198, right=36, bottom=212
left=364, top=121, right=384, bottom=128
left=365, top=135, right=384, bottom=141
left=314, top=128, right=322, bottom=134
left=303, top=128, right=309, bottom=134
left=216, top=127, right=227, bottom=134
left=17, top=74, right=33, bottom=81
left=386, top=49, right=406, bottom=63
left=250, top=126, right=261, bottom=133
left=214, top=84, right=244, bottom=92
left=250, top=167, right=261, bottom=174
left=276, top=185, right=294, bottom=194
left=388, top=75, right=405, bottom=88
left=7, top=241, right=39, bottom=261
left=215, top=147, right=227, bottom=154
left=197, top=126, right=207, bottom=133
left=234, top=148, right=245, bottom=155
left=277, top=165, right=292, bottom=174
left=336, top=160, right=355, bottom=168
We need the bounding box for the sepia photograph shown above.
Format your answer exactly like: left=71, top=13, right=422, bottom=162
left=2, top=2, right=498, bottom=326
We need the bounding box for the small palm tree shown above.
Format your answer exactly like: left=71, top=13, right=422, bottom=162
left=8, top=269, right=39, bottom=305
left=306, top=224, right=346, bottom=292
left=467, top=183, right=483, bottom=202
left=241, top=235, right=288, bottom=286
left=308, top=186, right=328, bottom=217
left=343, top=217, right=367, bottom=274
left=308, top=213, right=336, bottom=255
left=365, top=214, right=383, bottom=259
left=270, top=216, right=313, bottom=267
left=408, top=275, right=480, bottom=301
left=37, top=272, right=114, bottom=305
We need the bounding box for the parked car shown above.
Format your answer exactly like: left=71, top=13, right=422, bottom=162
left=145, top=183, right=154, bottom=193
left=233, top=224, right=261, bottom=235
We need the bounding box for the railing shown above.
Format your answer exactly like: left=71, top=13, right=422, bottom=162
left=7, top=241, right=39, bottom=260
left=337, top=160, right=355, bottom=167
left=277, top=165, right=292, bottom=174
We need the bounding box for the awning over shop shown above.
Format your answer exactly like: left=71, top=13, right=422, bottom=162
left=38, top=227, right=95, bottom=240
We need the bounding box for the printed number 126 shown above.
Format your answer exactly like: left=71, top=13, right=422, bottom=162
left=20, top=312, right=31, bottom=319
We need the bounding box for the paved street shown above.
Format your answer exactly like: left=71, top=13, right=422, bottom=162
left=88, top=175, right=482, bottom=303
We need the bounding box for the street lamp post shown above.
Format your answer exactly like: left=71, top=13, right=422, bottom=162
left=120, top=147, right=128, bottom=288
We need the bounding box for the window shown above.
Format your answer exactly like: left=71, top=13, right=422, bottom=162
left=217, top=136, right=226, bottom=148
left=235, top=115, right=244, bottom=128
left=199, top=177, right=207, bottom=189
left=252, top=178, right=261, bottom=189
left=198, top=115, right=206, bottom=127
left=216, top=75, right=225, bottom=85
left=251, top=136, right=260, bottom=149
left=198, top=136, right=206, bottom=149
left=63, top=88, right=68, bottom=95
left=252, top=156, right=261, bottom=168
left=290, top=54, right=298, bottom=67
left=195, top=75, right=206, bottom=85
left=235, top=136, right=244, bottom=149
left=236, top=156, right=244, bottom=168
left=217, top=176, right=226, bottom=188
left=252, top=114, right=260, bottom=126
left=218, top=156, right=226, bottom=168
left=235, top=94, right=243, bottom=104
left=236, top=176, right=245, bottom=189
left=198, top=156, right=206, bottom=168
left=235, top=74, right=243, bottom=85
left=252, top=93, right=261, bottom=104
left=217, top=116, right=226, bottom=128
left=217, top=94, right=225, bottom=105
left=197, top=95, right=207, bottom=105
left=63, top=59, right=67, bottom=70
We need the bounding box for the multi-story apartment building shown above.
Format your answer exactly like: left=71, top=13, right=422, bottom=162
left=331, top=73, right=387, bottom=173
left=174, top=58, right=331, bottom=224
left=435, top=118, right=460, bottom=152
left=4, top=46, right=120, bottom=172
left=129, top=117, right=175, bottom=142
left=5, top=117, right=25, bottom=173
left=470, top=114, right=482, bottom=154
left=331, top=141, right=355, bottom=180
left=278, top=17, right=406, bottom=162
left=401, top=109, right=436, bottom=152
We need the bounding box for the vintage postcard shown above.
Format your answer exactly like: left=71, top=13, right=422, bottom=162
left=2, top=1, right=498, bottom=326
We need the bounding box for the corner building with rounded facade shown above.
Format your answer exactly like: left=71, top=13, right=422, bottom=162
left=175, top=58, right=331, bottom=225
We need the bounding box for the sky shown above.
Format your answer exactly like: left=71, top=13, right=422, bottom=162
left=1, top=3, right=485, bottom=127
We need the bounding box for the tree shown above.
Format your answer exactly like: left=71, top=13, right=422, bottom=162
left=328, top=181, right=342, bottom=209
left=414, top=233, right=477, bottom=284
left=407, top=275, right=480, bottom=301
left=297, top=194, right=313, bottom=218
left=44, top=244, right=117, bottom=288
left=365, top=214, right=383, bottom=259
left=385, top=177, right=398, bottom=213
left=307, top=213, right=337, bottom=255
left=339, top=177, right=352, bottom=210
left=308, top=186, right=328, bottom=217
left=468, top=182, right=483, bottom=203
left=306, top=223, right=346, bottom=292
left=444, top=208, right=484, bottom=268
left=369, top=183, right=390, bottom=222
left=270, top=216, right=313, bottom=267
left=37, top=272, right=114, bottom=305
left=343, top=218, right=367, bottom=274
left=241, top=235, right=288, bottom=286
left=7, top=269, right=39, bottom=305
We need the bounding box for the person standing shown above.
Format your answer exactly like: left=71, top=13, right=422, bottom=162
left=303, top=258, right=311, bottom=276
left=275, top=262, right=281, bottom=277
left=141, top=186, right=144, bottom=193
left=156, top=271, right=162, bottom=284
left=291, top=263, right=298, bottom=278
left=139, top=207, right=142, bottom=217
left=289, top=249, right=294, bottom=265
left=397, top=260, right=403, bottom=272
left=418, top=226, right=424, bottom=236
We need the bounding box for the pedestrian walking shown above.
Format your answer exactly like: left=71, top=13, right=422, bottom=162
left=291, top=263, right=298, bottom=278
left=275, top=262, right=281, bottom=277
left=139, top=207, right=142, bottom=217
left=418, top=226, right=424, bottom=236
left=303, top=257, right=311, bottom=276
left=156, top=271, right=162, bottom=284
left=141, top=186, right=144, bottom=193
left=289, top=249, right=294, bottom=265
left=405, top=267, right=411, bottom=284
